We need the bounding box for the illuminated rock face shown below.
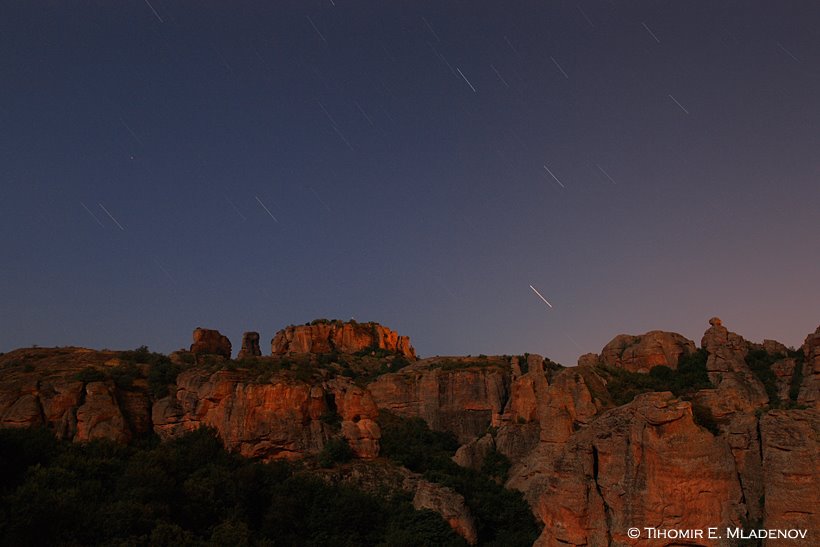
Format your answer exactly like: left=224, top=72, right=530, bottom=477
left=152, top=370, right=380, bottom=461
left=600, top=330, right=696, bottom=373
left=271, top=321, right=415, bottom=359
left=1, top=318, right=819, bottom=545
left=531, top=392, right=745, bottom=547
left=190, top=327, right=232, bottom=359
left=368, top=358, right=510, bottom=444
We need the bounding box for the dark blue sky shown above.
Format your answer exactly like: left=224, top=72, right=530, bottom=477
left=2, top=1, right=818, bottom=364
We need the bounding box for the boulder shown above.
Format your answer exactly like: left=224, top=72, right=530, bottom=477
left=453, top=434, right=495, bottom=470
left=190, top=327, right=231, bottom=359
left=413, top=481, right=478, bottom=544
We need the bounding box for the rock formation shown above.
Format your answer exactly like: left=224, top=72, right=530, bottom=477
left=271, top=320, right=415, bottom=359
left=1, top=318, right=818, bottom=546
left=600, top=330, right=696, bottom=372
left=190, top=327, right=232, bottom=359
left=75, top=380, right=130, bottom=443
left=237, top=331, right=261, bottom=359
left=532, top=392, right=745, bottom=546
left=368, top=356, right=509, bottom=443
left=315, top=461, right=478, bottom=544
left=799, top=326, right=820, bottom=408
left=152, top=369, right=381, bottom=460
left=760, top=409, right=820, bottom=535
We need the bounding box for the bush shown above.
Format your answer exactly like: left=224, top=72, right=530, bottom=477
left=789, top=352, right=805, bottom=402
left=0, top=427, right=464, bottom=546
left=378, top=411, right=540, bottom=545
left=147, top=360, right=181, bottom=399
left=73, top=366, right=107, bottom=383
left=599, top=348, right=712, bottom=406
left=480, top=449, right=512, bottom=483
left=110, top=362, right=140, bottom=390
left=294, top=361, right=312, bottom=382
left=745, top=349, right=781, bottom=404
left=317, top=437, right=353, bottom=468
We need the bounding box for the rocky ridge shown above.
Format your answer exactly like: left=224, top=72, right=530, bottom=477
left=271, top=320, right=416, bottom=359
left=1, top=318, right=818, bottom=545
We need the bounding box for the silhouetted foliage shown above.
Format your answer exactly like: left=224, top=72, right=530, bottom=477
left=789, top=349, right=805, bottom=402
left=73, top=366, right=106, bottom=383
left=317, top=437, right=353, bottom=468
left=110, top=361, right=140, bottom=390
left=480, top=449, right=512, bottom=483
left=119, top=346, right=181, bottom=399
left=745, top=349, right=781, bottom=404
left=0, top=427, right=463, bottom=546
left=599, top=348, right=712, bottom=406
left=379, top=411, right=540, bottom=546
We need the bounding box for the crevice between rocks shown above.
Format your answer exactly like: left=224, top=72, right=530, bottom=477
left=592, top=444, right=612, bottom=546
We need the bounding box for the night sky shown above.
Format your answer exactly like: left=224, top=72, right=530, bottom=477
left=2, top=1, right=818, bottom=365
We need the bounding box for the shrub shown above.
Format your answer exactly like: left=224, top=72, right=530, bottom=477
left=319, top=411, right=341, bottom=429
left=378, top=411, right=540, bottom=545
left=480, top=449, right=512, bottom=482
left=147, top=360, right=181, bottom=399
left=73, top=366, right=107, bottom=383
left=317, top=437, right=353, bottom=468
left=745, top=349, right=781, bottom=404
left=294, top=361, right=312, bottom=382
left=788, top=349, right=805, bottom=402
left=0, top=427, right=464, bottom=546
left=598, top=348, right=712, bottom=406
left=110, top=362, right=140, bottom=390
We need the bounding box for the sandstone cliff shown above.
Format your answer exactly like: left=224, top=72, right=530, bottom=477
left=1, top=318, right=818, bottom=546
left=599, top=330, right=696, bottom=372
left=271, top=320, right=416, bottom=359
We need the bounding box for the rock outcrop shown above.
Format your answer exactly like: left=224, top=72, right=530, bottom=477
left=799, top=326, right=820, bottom=408
left=75, top=380, right=130, bottom=443
left=190, top=327, right=232, bottom=359
left=0, top=348, right=137, bottom=442
left=760, top=409, right=820, bottom=535
left=533, top=392, right=745, bottom=547
left=326, top=378, right=381, bottom=459
left=314, top=461, right=478, bottom=544
left=600, top=330, right=696, bottom=372
left=2, top=318, right=819, bottom=546
left=237, top=331, right=261, bottom=360
left=271, top=321, right=415, bottom=359
left=693, top=318, right=770, bottom=523
left=368, top=357, right=509, bottom=443
left=151, top=368, right=365, bottom=460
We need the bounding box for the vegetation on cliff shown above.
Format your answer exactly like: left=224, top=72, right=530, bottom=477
left=378, top=411, right=540, bottom=546
left=595, top=348, right=712, bottom=406
left=745, top=347, right=806, bottom=408
left=0, top=427, right=463, bottom=547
